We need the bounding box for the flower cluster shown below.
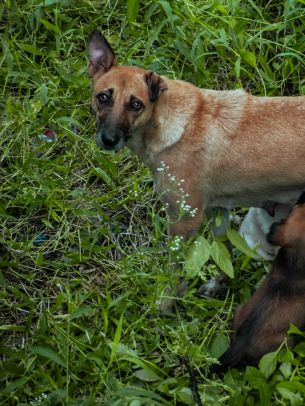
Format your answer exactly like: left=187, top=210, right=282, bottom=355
left=176, top=197, right=198, bottom=218
left=157, top=161, right=198, bottom=218
left=170, top=235, right=184, bottom=252
left=30, top=393, right=47, bottom=405
left=156, top=160, right=170, bottom=173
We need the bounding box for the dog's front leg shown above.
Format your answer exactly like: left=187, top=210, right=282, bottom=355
left=159, top=200, right=204, bottom=312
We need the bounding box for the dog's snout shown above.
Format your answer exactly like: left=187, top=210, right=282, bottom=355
left=96, top=124, right=126, bottom=151
left=101, top=131, right=119, bottom=149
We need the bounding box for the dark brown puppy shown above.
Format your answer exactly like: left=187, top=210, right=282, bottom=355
left=213, top=192, right=305, bottom=371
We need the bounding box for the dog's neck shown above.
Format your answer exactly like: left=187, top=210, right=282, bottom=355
left=128, top=79, right=247, bottom=173
left=127, top=78, right=204, bottom=168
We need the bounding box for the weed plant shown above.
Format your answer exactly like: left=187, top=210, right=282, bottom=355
left=1, top=0, right=305, bottom=404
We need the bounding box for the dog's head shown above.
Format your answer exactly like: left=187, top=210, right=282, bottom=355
left=267, top=191, right=305, bottom=249
left=88, top=31, right=167, bottom=151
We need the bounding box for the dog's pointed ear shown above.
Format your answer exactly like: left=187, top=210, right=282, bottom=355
left=144, top=71, right=167, bottom=102
left=88, top=31, right=116, bottom=77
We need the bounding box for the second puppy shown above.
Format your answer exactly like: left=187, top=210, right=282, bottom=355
left=213, top=192, right=305, bottom=371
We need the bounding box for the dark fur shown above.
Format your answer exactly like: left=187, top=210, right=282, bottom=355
left=212, top=195, right=305, bottom=372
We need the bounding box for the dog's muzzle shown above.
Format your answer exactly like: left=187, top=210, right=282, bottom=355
left=96, top=126, right=127, bottom=151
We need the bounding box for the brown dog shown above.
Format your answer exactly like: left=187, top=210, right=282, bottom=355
left=88, top=31, right=305, bottom=305
left=212, top=192, right=305, bottom=371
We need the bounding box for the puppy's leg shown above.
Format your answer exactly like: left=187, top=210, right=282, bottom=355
left=198, top=273, right=230, bottom=298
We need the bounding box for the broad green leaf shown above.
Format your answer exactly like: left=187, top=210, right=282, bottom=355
left=210, top=334, right=229, bottom=358
left=279, top=362, right=292, bottom=379
left=276, top=379, right=305, bottom=393
left=240, top=49, right=257, bottom=68
left=245, top=366, right=266, bottom=389
left=108, top=342, right=138, bottom=358
left=56, top=116, right=82, bottom=127
left=69, top=305, right=96, bottom=321
left=259, top=350, right=278, bottom=378
left=133, top=368, right=162, bottom=382
left=39, top=84, right=49, bottom=105
left=210, top=241, right=234, bottom=278
left=30, top=345, right=66, bottom=368
left=121, top=355, right=162, bottom=376
left=109, top=343, right=165, bottom=379
left=39, top=18, right=61, bottom=34
left=227, top=228, right=259, bottom=259
left=245, top=370, right=271, bottom=405
left=18, top=43, right=43, bottom=56
left=175, top=40, right=192, bottom=61
left=177, top=387, right=194, bottom=404
left=219, top=28, right=229, bottom=48
left=294, top=341, right=305, bottom=357
left=4, top=377, right=29, bottom=393
left=277, top=387, right=303, bottom=403
left=126, top=0, right=140, bottom=23
left=183, top=236, right=210, bottom=277
left=278, top=348, right=294, bottom=363
left=288, top=324, right=305, bottom=337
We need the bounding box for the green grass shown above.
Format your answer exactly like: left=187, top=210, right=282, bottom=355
left=1, top=0, right=305, bottom=404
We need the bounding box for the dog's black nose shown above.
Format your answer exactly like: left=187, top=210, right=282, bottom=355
left=101, top=132, right=119, bottom=149
left=96, top=127, right=120, bottom=150
left=96, top=123, right=127, bottom=151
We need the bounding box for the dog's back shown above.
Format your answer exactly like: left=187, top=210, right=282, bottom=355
left=213, top=193, right=305, bottom=371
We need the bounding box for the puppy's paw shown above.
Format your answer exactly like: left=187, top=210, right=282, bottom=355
left=209, top=362, right=226, bottom=375
left=157, top=278, right=188, bottom=314
left=198, top=273, right=229, bottom=298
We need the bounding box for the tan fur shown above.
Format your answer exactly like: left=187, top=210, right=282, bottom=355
left=91, top=63, right=305, bottom=233
left=88, top=32, right=305, bottom=307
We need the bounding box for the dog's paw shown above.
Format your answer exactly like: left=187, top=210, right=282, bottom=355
left=157, top=278, right=188, bottom=314
left=209, top=362, right=226, bottom=375
left=198, top=273, right=229, bottom=298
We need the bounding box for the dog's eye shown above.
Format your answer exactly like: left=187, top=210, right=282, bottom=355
left=129, top=99, right=143, bottom=111
left=97, top=92, right=111, bottom=105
